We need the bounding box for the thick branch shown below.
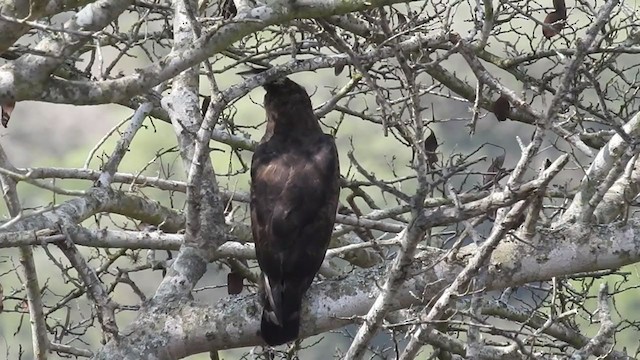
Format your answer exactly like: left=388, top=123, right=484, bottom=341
left=564, top=111, right=640, bottom=223
left=0, top=0, right=132, bottom=101
left=92, top=217, right=640, bottom=359
left=0, top=0, right=95, bottom=53
left=30, top=3, right=444, bottom=104
left=0, top=187, right=185, bottom=233
left=0, top=145, right=49, bottom=358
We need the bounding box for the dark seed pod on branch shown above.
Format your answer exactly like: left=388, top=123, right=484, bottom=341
left=220, top=0, right=236, bottom=19
left=484, top=153, right=506, bottom=187
left=553, top=0, right=567, bottom=17
left=543, top=12, right=566, bottom=38
left=424, top=130, right=438, bottom=168
left=227, top=272, right=244, bottom=295
left=1, top=101, right=15, bottom=128
left=201, top=96, right=211, bottom=118
left=493, top=94, right=511, bottom=122
left=542, top=0, right=567, bottom=39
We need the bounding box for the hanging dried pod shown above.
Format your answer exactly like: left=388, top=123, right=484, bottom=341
left=493, top=94, right=511, bottom=122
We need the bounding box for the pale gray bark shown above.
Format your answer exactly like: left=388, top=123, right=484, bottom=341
left=91, top=217, right=640, bottom=359
left=0, top=0, right=133, bottom=101
left=0, top=0, right=429, bottom=104
left=0, top=0, right=95, bottom=53
left=0, top=0, right=639, bottom=358
left=0, top=145, right=48, bottom=359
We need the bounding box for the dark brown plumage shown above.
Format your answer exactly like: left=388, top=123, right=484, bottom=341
left=250, top=76, right=340, bottom=346
left=542, top=0, right=567, bottom=39
left=493, top=94, right=511, bottom=122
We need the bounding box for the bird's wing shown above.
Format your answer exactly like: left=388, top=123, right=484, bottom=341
left=250, top=135, right=339, bottom=276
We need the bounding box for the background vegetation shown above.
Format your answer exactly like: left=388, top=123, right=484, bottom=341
left=1, top=0, right=640, bottom=359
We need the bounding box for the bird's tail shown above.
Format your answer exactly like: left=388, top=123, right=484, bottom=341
left=259, top=273, right=303, bottom=346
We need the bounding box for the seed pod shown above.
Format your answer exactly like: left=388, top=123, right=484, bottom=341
left=201, top=96, right=211, bottom=118
left=543, top=0, right=567, bottom=39
left=484, top=153, right=506, bottom=186
left=424, top=130, right=438, bottom=167
left=543, top=12, right=565, bottom=39
left=553, top=0, right=567, bottom=17
left=1, top=101, right=15, bottom=128
left=227, top=271, right=244, bottom=295
left=220, top=0, right=236, bottom=19
left=493, top=94, right=511, bottom=122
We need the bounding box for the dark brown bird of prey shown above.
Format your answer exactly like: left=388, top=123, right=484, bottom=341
left=250, top=75, right=340, bottom=346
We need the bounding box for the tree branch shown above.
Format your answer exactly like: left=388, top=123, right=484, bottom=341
left=0, top=0, right=132, bottom=101
left=93, top=216, right=640, bottom=359
left=0, top=144, right=49, bottom=358
left=31, top=12, right=446, bottom=105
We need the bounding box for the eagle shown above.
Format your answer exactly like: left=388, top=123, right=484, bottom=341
left=250, top=75, right=340, bottom=346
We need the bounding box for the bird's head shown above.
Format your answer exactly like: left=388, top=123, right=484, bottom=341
left=262, top=77, right=312, bottom=111
left=238, top=67, right=318, bottom=135
left=237, top=68, right=313, bottom=111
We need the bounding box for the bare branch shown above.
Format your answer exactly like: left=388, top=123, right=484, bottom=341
left=94, top=214, right=640, bottom=358
left=0, top=145, right=49, bottom=358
